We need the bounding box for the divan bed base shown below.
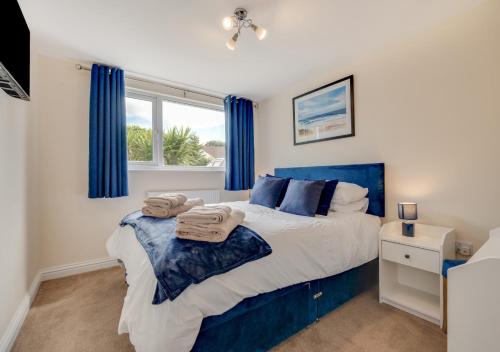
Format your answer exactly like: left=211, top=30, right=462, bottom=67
left=192, top=258, right=378, bottom=352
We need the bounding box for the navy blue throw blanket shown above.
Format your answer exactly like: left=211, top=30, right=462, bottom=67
left=120, top=211, right=272, bottom=303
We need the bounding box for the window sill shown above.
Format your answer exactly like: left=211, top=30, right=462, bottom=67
left=128, top=164, right=225, bottom=172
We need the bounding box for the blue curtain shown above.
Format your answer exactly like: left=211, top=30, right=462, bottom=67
left=88, top=64, right=128, bottom=198
left=224, top=96, right=255, bottom=191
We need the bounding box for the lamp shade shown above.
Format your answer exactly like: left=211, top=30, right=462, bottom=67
left=225, top=32, right=239, bottom=51
left=251, top=24, right=267, bottom=40
left=222, top=16, right=234, bottom=31
left=398, top=202, right=417, bottom=220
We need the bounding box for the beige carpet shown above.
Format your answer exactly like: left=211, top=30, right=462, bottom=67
left=13, top=267, right=445, bottom=352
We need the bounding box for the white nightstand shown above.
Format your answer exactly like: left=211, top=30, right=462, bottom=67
left=379, top=221, right=455, bottom=326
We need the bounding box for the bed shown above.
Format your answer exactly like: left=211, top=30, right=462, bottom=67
left=106, top=163, right=385, bottom=352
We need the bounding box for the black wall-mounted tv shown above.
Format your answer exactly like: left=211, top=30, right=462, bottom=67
left=0, top=0, right=30, bottom=100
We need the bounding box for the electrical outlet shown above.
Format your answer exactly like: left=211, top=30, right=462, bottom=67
left=455, top=241, right=473, bottom=256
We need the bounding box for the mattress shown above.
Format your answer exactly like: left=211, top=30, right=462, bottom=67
left=106, top=201, right=381, bottom=352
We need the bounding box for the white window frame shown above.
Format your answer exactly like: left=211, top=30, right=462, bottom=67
left=126, top=88, right=225, bottom=172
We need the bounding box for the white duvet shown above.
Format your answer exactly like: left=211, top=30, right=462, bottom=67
left=106, top=201, right=381, bottom=352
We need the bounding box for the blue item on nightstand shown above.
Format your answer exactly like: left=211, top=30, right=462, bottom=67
left=442, top=259, right=467, bottom=278
left=401, top=222, right=415, bottom=236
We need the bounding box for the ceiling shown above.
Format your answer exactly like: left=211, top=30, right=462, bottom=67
left=19, top=0, right=483, bottom=101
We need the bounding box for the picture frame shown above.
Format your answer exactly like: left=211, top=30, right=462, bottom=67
left=292, top=75, right=354, bottom=145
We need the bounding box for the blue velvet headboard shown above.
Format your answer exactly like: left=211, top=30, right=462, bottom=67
left=274, top=163, right=385, bottom=217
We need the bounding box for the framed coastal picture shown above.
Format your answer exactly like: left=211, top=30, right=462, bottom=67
left=292, top=75, right=354, bottom=145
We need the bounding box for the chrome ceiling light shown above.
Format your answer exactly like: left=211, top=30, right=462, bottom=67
left=222, top=8, right=267, bottom=51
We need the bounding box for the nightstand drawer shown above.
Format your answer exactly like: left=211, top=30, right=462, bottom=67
left=381, top=240, right=440, bottom=273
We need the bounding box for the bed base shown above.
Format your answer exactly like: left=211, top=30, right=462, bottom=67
left=192, top=258, right=378, bottom=352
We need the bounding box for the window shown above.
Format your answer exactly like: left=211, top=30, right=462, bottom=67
left=125, top=95, right=154, bottom=162
left=125, top=90, right=225, bottom=170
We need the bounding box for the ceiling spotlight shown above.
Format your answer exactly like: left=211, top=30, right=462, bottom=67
left=250, top=24, right=267, bottom=40
left=222, top=8, right=267, bottom=50
left=226, top=32, right=239, bottom=51
left=222, top=16, right=234, bottom=31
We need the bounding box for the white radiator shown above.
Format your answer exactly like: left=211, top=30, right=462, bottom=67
left=146, top=189, right=221, bottom=204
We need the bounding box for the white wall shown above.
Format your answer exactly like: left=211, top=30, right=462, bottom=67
left=256, top=0, right=500, bottom=251
left=35, top=55, right=247, bottom=268
left=0, top=88, right=38, bottom=341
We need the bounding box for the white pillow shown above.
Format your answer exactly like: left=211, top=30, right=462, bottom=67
left=331, top=182, right=369, bottom=206
left=332, top=198, right=369, bottom=213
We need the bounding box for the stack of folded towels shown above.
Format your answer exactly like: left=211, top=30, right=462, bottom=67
left=142, top=193, right=204, bottom=218
left=176, top=205, right=245, bottom=242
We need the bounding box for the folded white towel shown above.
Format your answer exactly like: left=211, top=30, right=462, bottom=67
left=176, top=209, right=245, bottom=242
left=144, top=193, right=188, bottom=209
left=176, top=205, right=232, bottom=225
left=142, top=198, right=204, bottom=218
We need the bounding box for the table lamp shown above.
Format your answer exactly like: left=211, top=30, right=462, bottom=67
left=398, top=202, right=417, bottom=237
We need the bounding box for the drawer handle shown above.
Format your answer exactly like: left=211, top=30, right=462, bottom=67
left=313, top=292, right=323, bottom=300
left=404, top=254, right=410, bottom=259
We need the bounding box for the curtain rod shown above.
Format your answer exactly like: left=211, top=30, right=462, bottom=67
left=75, top=64, right=226, bottom=102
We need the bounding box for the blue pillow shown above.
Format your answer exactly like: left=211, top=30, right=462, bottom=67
left=249, top=176, right=287, bottom=208
left=279, top=179, right=326, bottom=217
left=265, top=174, right=291, bottom=207
left=316, top=179, right=339, bottom=216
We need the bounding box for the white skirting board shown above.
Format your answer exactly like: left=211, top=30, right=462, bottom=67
left=0, top=257, right=119, bottom=352
left=0, top=294, right=30, bottom=352
left=40, top=257, right=119, bottom=281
